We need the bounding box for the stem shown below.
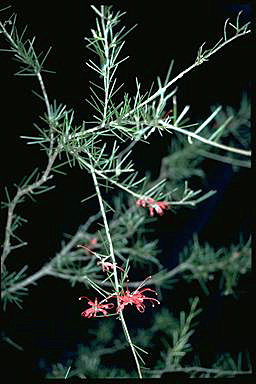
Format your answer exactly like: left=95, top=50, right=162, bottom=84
left=124, top=61, right=197, bottom=119
left=36, top=71, right=51, bottom=119
left=81, top=155, right=141, bottom=199
left=1, top=149, right=58, bottom=267
left=102, top=47, right=109, bottom=125
left=91, top=170, right=119, bottom=287
left=119, top=311, right=143, bottom=379
left=36, top=70, right=57, bottom=158
left=78, top=154, right=216, bottom=209
left=150, top=366, right=252, bottom=378
left=122, top=29, right=250, bottom=120
left=161, top=122, right=251, bottom=156
left=1, top=212, right=102, bottom=298
left=1, top=265, right=51, bottom=297
left=91, top=169, right=142, bottom=378
left=64, top=15, right=250, bottom=143
left=1, top=63, right=56, bottom=267
left=197, top=149, right=251, bottom=168
left=101, top=7, right=110, bottom=127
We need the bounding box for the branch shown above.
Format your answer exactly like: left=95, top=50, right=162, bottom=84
left=122, top=15, right=250, bottom=120
left=1, top=211, right=102, bottom=298
left=1, top=149, right=58, bottom=267
left=90, top=167, right=143, bottom=378
left=149, top=366, right=252, bottom=378
left=160, top=121, right=251, bottom=157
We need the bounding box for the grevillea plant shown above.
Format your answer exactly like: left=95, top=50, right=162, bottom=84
left=0, top=5, right=251, bottom=379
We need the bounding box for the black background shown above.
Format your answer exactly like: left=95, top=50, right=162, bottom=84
left=0, top=1, right=253, bottom=378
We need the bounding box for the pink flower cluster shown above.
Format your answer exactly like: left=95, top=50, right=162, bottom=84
left=79, top=276, right=160, bottom=318
left=136, top=197, right=168, bottom=217
left=79, top=296, right=114, bottom=318
left=78, top=237, right=160, bottom=319
left=115, top=276, right=160, bottom=313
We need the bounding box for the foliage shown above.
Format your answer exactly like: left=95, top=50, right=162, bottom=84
left=46, top=299, right=252, bottom=378
left=0, top=4, right=251, bottom=379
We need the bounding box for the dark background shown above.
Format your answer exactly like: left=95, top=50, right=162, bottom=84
left=0, top=1, right=253, bottom=378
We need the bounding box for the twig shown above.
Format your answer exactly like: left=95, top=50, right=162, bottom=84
left=1, top=211, right=102, bottom=298
left=1, top=148, right=58, bottom=267
left=160, top=121, right=251, bottom=156
left=149, top=366, right=252, bottom=378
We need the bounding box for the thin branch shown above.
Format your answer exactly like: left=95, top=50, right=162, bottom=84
left=91, top=167, right=143, bottom=378
left=197, top=149, right=251, bottom=168
left=149, top=366, right=252, bottom=378
left=160, top=121, right=251, bottom=156
left=1, top=211, right=102, bottom=298
left=1, top=148, right=58, bottom=267
left=121, top=25, right=250, bottom=120
left=91, top=169, right=119, bottom=289
left=1, top=264, right=51, bottom=297
left=77, top=151, right=215, bottom=207
left=36, top=71, right=51, bottom=119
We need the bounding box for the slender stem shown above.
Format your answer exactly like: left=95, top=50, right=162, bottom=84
left=68, top=124, right=104, bottom=140
left=1, top=149, right=58, bottom=267
left=91, top=170, right=119, bottom=288
left=124, top=62, right=197, bottom=119
left=36, top=70, right=57, bottom=159
left=80, top=155, right=141, bottom=199
left=122, top=29, right=250, bottom=120
left=1, top=265, right=51, bottom=297
left=1, top=57, right=56, bottom=267
left=161, top=122, right=251, bottom=156
left=102, top=16, right=110, bottom=127
left=197, top=149, right=251, bottom=168
left=119, top=311, right=143, bottom=378
left=91, top=169, right=142, bottom=378
left=62, top=24, right=251, bottom=157
left=1, top=212, right=102, bottom=298
left=78, top=154, right=216, bottom=209
left=1, top=259, right=188, bottom=295
left=36, top=71, right=51, bottom=118
left=150, top=366, right=252, bottom=377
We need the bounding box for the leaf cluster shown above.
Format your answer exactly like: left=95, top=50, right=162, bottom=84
left=1, top=265, right=28, bottom=310
left=195, top=11, right=250, bottom=66
left=85, top=5, right=136, bottom=127
left=0, top=13, right=53, bottom=76
left=160, top=297, right=201, bottom=369
left=179, top=235, right=251, bottom=295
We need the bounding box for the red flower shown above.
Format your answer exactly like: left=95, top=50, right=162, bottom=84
left=136, top=198, right=168, bottom=217
left=79, top=296, right=114, bottom=318
left=115, top=276, right=160, bottom=313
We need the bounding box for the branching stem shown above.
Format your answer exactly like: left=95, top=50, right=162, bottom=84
left=1, top=148, right=58, bottom=267
left=122, top=28, right=250, bottom=120
left=1, top=212, right=102, bottom=298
